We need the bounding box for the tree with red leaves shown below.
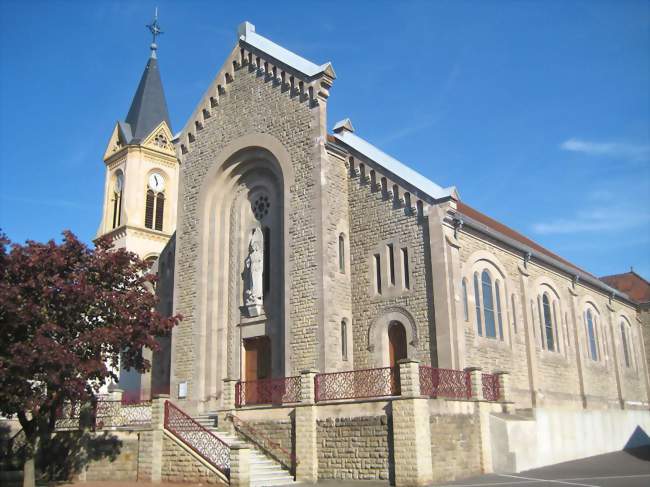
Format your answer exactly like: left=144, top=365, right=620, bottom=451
left=0, top=231, right=181, bottom=487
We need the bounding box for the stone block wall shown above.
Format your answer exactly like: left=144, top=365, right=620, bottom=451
left=161, top=434, right=225, bottom=484
left=84, top=431, right=139, bottom=481
left=317, top=415, right=391, bottom=480
left=430, top=413, right=481, bottom=482
left=456, top=224, right=647, bottom=409
left=347, top=158, right=434, bottom=369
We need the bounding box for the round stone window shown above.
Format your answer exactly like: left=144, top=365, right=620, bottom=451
left=253, top=195, right=270, bottom=220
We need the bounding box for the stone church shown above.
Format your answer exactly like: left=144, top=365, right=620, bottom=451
left=95, top=20, right=650, bottom=482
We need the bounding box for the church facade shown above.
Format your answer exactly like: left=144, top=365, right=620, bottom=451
left=95, top=20, right=650, bottom=481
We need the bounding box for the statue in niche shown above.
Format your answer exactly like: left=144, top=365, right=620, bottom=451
left=243, top=227, right=264, bottom=317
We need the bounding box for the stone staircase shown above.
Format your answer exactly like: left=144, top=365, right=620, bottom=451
left=194, top=413, right=296, bottom=487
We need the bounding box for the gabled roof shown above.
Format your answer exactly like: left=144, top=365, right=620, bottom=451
left=601, top=271, right=650, bottom=304
left=331, top=120, right=457, bottom=201
left=123, top=56, right=171, bottom=143
left=238, top=21, right=335, bottom=79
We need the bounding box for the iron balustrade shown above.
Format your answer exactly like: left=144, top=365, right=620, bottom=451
left=55, top=398, right=152, bottom=430
left=235, top=376, right=302, bottom=407
left=314, top=366, right=400, bottom=402
left=419, top=366, right=472, bottom=400
left=482, top=373, right=500, bottom=402
left=164, top=400, right=230, bottom=477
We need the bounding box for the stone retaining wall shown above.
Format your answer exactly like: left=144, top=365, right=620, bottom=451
left=317, top=415, right=391, bottom=480
left=161, top=434, right=225, bottom=484
left=430, top=413, right=482, bottom=482
left=84, top=431, right=139, bottom=482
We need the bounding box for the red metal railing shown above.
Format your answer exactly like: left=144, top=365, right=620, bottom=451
left=164, top=401, right=230, bottom=477
left=419, top=366, right=472, bottom=400
left=235, top=376, right=301, bottom=407
left=482, top=373, right=500, bottom=402
left=226, top=413, right=297, bottom=473
left=315, top=366, right=400, bottom=402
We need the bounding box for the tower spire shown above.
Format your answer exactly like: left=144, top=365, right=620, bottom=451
left=146, top=7, right=163, bottom=59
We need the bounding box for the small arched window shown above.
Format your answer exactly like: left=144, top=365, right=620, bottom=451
left=542, top=294, right=554, bottom=351
left=473, top=273, right=482, bottom=336
left=621, top=321, right=630, bottom=368
left=338, top=234, right=345, bottom=273
left=586, top=309, right=598, bottom=361
left=461, top=278, right=469, bottom=322
left=481, top=270, right=496, bottom=338
left=341, top=320, right=348, bottom=361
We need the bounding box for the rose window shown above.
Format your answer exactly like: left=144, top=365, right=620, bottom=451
left=253, top=195, right=270, bottom=220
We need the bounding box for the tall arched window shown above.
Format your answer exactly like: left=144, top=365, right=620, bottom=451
left=495, top=280, right=504, bottom=339
left=620, top=321, right=630, bottom=368
left=145, top=190, right=155, bottom=229
left=155, top=192, right=165, bottom=231
left=341, top=320, right=348, bottom=361
left=473, top=273, right=482, bottom=336
left=586, top=309, right=598, bottom=361
left=481, top=270, right=496, bottom=338
left=511, top=294, right=517, bottom=333
left=542, top=294, right=555, bottom=351
left=461, top=278, right=469, bottom=322
left=112, top=172, right=123, bottom=229
left=338, top=234, right=345, bottom=273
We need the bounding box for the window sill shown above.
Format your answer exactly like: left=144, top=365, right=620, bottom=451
left=538, top=349, right=570, bottom=366
left=475, top=334, right=510, bottom=351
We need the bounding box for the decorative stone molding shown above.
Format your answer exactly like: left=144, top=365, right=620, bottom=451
left=367, top=306, right=420, bottom=352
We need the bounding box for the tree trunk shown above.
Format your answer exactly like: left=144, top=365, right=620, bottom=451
left=22, top=437, right=36, bottom=487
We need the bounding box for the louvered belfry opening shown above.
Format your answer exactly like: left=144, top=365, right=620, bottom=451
left=155, top=192, right=165, bottom=231
left=145, top=190, right=155, bottom=229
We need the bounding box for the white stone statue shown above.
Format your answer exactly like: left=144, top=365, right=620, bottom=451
left=244, top=227, right=264, bottom=315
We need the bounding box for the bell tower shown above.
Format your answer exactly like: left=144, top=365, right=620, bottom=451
left=97, top=12, right=178, bottom=261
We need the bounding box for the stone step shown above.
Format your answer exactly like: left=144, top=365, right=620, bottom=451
left=191, top=414, right=296, bottom=484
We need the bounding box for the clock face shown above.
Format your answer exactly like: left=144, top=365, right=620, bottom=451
left=148, top=172, right=165, bottom=192
left=115, top=173, right=124, bottom=192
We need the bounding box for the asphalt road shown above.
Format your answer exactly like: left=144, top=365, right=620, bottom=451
left=436, top=447, right=650, bottom=487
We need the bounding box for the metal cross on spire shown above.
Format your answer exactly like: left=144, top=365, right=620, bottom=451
left=146, top=7, right=163, bottom=58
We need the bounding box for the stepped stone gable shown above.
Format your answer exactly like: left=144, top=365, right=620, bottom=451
left=173, top=48, right=330, bottom=396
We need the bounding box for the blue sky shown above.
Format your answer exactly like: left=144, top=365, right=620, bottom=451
left=1, top=0, right=648, bottom=278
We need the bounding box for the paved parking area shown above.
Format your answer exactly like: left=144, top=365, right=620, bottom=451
left=436, top=447, right=650, bottom=487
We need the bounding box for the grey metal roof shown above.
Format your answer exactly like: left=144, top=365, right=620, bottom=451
left=238, top=21, right=335, bottom=79
left=332, top=120, right=457, bottom=202
left=123, top=56, right=171, bottom=143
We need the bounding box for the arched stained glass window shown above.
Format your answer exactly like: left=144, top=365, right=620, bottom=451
left=586, top=309, right=598, bottom=361
left=495, top=280, right=503, bottom=339
left=462, top=278, right=469, bottom=322
left=473, top=273, right=482, bottom=336
left=621, top=321, right=630, bottom=368
left=481, top=270, right=496, bottom=338
left=542, top=294, right=554, bottom=351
